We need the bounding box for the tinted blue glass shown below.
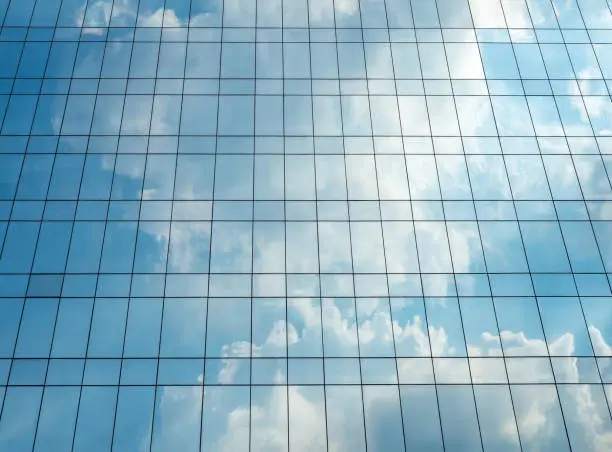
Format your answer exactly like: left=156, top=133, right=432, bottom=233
left=2, top=0, right=612, bottom=449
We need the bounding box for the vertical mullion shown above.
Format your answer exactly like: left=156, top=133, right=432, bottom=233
left=305, top=1, right=330, bottom=451
left=104, top=5, right=145, bottom=451
left=145, top=2, right=174, bottom=450
left=330, top=0, right=369, bottom=449
left=57, top=14, right=94, bottom=452
left=356, top=1, right=407, bottom=450
left=198, top=0, right=225, bottom=448
left=283, top=2, right=290, bottom=448
left=249, top=0, right=257, bottom=450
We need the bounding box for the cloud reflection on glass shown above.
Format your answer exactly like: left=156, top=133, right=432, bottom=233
left=0, top=0, right=612, bottom=451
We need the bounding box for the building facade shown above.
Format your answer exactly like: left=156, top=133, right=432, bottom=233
left=1, top=0, right=612, bottom=450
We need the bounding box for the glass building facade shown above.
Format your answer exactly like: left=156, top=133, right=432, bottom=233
left=1, top=0, right=612, bottom=450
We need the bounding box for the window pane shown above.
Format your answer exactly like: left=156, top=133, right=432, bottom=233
left=363, top=386, right=405, bottom=451
left=73, top=387, right=118, bottom=452
left=113, top=387, right=155, bottom=451
left=0, top=387, right=42, bottom=451
left=34, top=386, right=80, bottom=451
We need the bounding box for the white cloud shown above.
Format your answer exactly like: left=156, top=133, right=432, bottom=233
left=76, top=0, right=136, bottom=33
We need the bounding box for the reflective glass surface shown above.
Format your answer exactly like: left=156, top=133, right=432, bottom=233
left=1, top=0, right=612, bottom=450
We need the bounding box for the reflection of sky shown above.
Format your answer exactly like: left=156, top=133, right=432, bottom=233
left=1, top=0, right=612, bottom=450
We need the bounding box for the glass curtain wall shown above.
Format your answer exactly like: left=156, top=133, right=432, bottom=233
left=1, top=0, right=612, bottom=450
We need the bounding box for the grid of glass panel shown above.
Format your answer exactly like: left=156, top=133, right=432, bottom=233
left=1, top=0, right=612, bottom=450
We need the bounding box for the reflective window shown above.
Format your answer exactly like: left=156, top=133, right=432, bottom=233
left=1, top=0, right=611, bottom=449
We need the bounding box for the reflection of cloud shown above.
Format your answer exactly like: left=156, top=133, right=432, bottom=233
left=76, top=0, right=112, bottom=32
left=76, top=0, right=134, bottom=32
left=571, top=67, right=612, bottom=132
left=49, top=3, right=612, bottom=451
left=208, top=291, right=612, bottom=447
left=201, top=304, right=612, bottom=451
left=139, top=8, right=181, bottom=27
left=218, top=386, right=327, bottom=452
left=152, top=384, right=203, bottom=452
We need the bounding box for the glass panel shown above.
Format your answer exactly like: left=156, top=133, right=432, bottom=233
left=72, top=387, right=118, bottom=452
left=437, top=385, right=482, bottom=451
left=112, top=387, right=155, bottom=451
left=0, top=0, right=609, bottom=448
left=400, top=385, right=443, bottom=450
left=363, top=386, right=405, bottom=451
left=33, top=386, right=80, bottom=452
left=51, top=298, right=93, bottom=358
left=250, top=386, right=287, bottom=451
left=15, top=298, right=58, bottom=358
left=473, top=385, right=521, bottom=451
left=151, top=386, right=202, bottom=452
left=0, top=298, right=24, bottom=357
left=511, top=385, right=571, bottom=451
left=0, top=387, right=42, bottom=450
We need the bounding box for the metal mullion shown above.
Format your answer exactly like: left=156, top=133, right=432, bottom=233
left=142, top=1, right=176, bottom=450
left=3, top=294, right=612, bottom=302
left=9, top=76, right=612, bottom=80
left=43, top=216, right=601, bottom=222
left=6, top=380, right=612, bottom=386
left=6, top=381, right=612, bottom=387
left=5, top=196, right=612, bottom=202
left=198, top=0, right=225, bottom=447
left=280, top=2, right=291, bottom=451
left=159, top=0, right=193, bottom=392
left=17, top=217, right=612, bottom=223
left=305, top=0, right=330, bottom=450
left=3, top=132, right=612, bottom=138
left=3, top=24, right=612, bottom=32
left=467, top=1, right=574, bottom=450
left=94, top=6, right=146, bottom=452
left=330, top=0, right=369, bottom=448
left=6, top=269, right=612, bottom=275
left=7, top=353, right=612, bottom=360
left=249, top=0, right=257, bottom=449
left=356, top=0, right=407, bottom=450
